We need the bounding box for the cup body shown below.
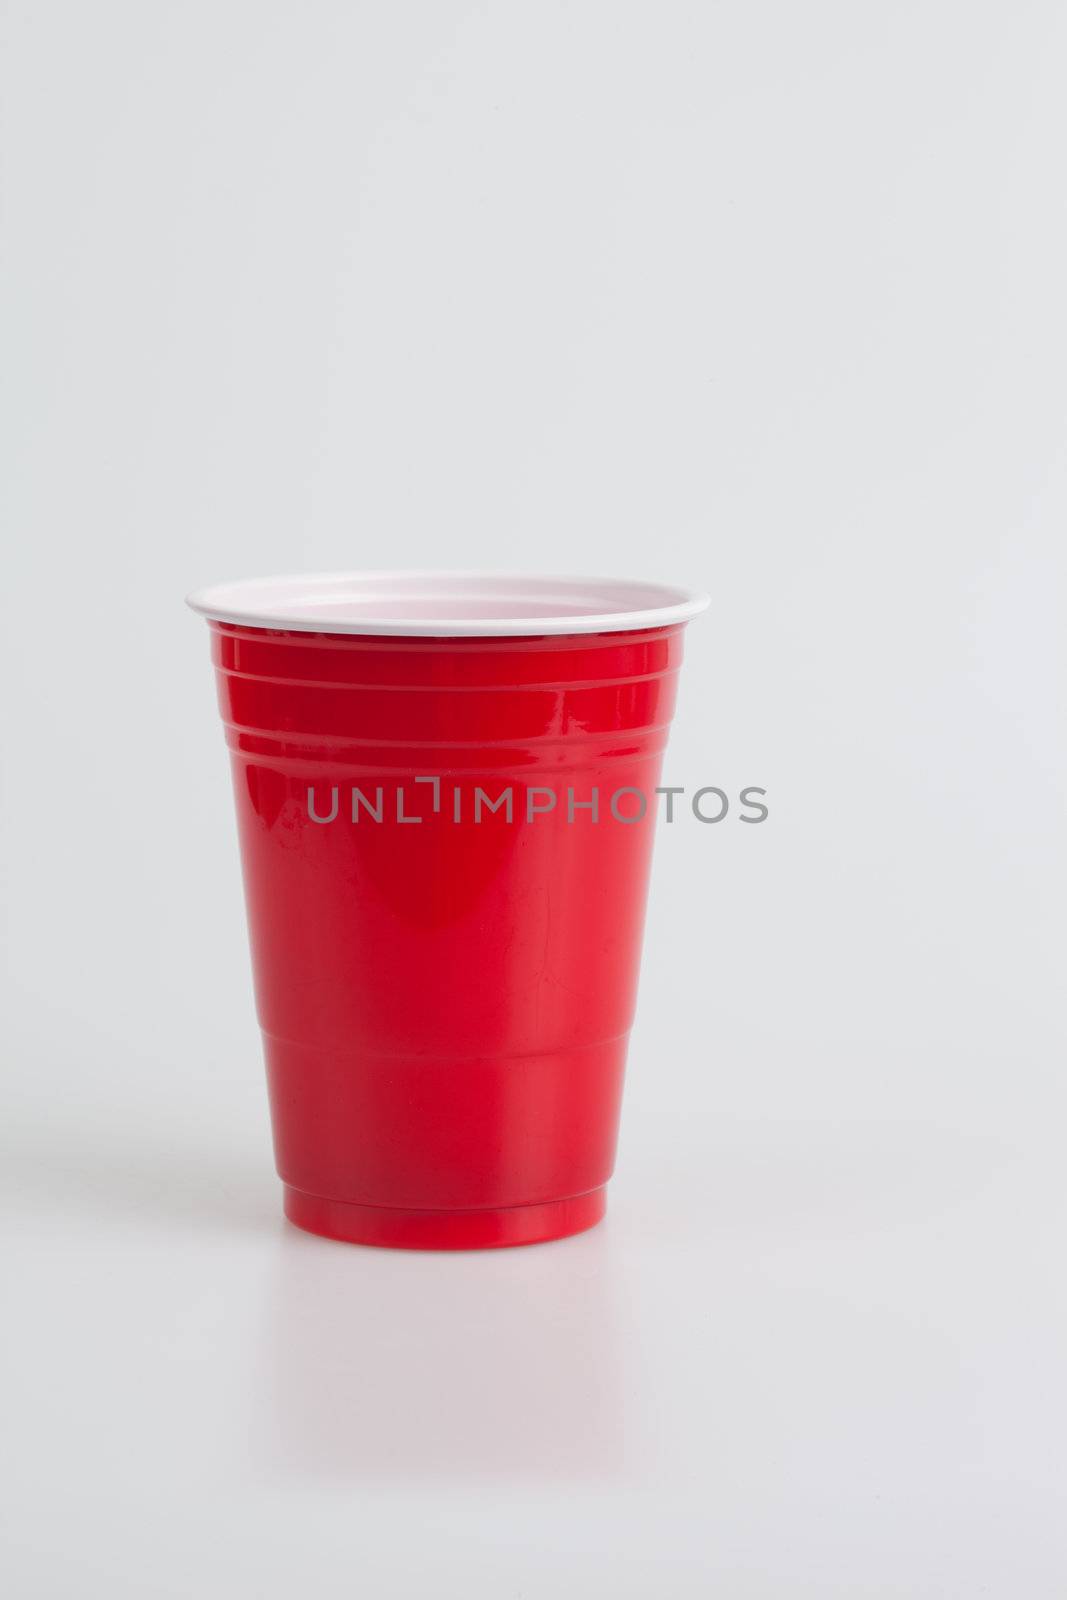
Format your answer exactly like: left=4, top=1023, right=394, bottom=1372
left=207, top=618, right=688, bottom=1247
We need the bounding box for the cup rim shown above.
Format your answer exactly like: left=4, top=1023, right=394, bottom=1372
left=185, top=568, right=710, bottom=637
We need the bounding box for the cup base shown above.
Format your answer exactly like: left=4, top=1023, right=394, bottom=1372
left=282, top=1184, right=607, bottom=1251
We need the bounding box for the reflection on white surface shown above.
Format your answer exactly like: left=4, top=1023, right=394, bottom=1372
left=255, top=1220, right=639, bottom=1484
left=4, top=1107, right=1067, bottom=1596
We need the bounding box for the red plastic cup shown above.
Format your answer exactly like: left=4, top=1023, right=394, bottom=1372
left=188, top=573, right=708, bottom=1249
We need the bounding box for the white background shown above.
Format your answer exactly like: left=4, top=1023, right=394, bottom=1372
left=2, top=2, right=1065, bottom=1594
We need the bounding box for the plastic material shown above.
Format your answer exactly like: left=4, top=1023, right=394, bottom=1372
left=198, top=599, right=698, bottom=1249
left=187, top=568, right=709, bottom=636
left=283, top=1185, right=607, bottom=1250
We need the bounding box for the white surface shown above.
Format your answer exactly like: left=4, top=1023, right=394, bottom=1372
left=186, top=568, right=709, bottom=635
left=2, top=2, right=1065, bottom=1596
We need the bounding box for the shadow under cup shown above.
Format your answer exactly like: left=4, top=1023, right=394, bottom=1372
left=195, top=575, right=704, bottom=1248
